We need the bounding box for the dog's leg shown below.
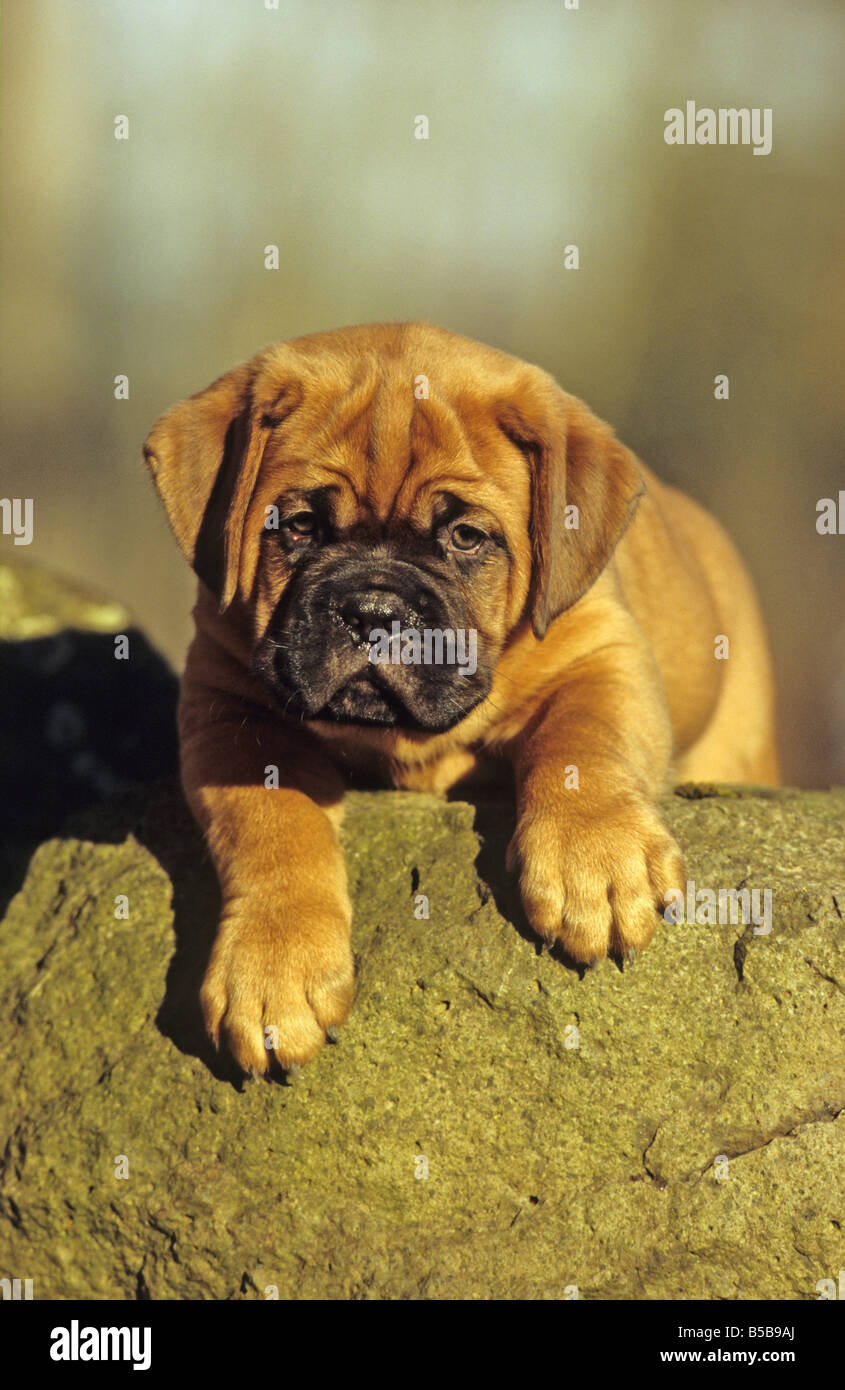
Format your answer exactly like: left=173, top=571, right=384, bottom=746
left=505, top=639, right=686, bottom=964
left=179, top=659, right=354, bottom=1075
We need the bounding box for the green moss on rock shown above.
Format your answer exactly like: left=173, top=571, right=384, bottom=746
left=0, top=780, right=843, bottom=1299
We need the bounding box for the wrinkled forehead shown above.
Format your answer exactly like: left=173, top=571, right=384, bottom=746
left=251, top=329, right=531, bottom=528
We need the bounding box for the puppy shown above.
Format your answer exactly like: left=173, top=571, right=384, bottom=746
left=144, top=323, right=779, bottom=1074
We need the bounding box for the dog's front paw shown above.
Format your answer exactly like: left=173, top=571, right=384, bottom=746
left=200, top=899, right=355, bottom=1075
left=509, top=796, right=685, bottom=965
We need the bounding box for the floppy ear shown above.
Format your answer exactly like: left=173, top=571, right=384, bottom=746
left=500, top=377, right=644, bottom=638
left=143, top=361, right=295, bottom=610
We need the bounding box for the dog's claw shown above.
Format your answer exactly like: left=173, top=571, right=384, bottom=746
left=627, top=948, right=637, bottom=964
left=326, top=1025, right=338, bottom=1043
left=283, top=1061, right=302, bottom=1081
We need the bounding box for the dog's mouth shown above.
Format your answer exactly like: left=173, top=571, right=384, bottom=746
left=253, top=562, right=492, bottom=733
left=257, top=646, right=480, bottom=732
left=319, top=669, right=408, bottom=726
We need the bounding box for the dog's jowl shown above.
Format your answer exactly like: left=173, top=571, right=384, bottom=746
left=144, top=322, right=779, bottom=1074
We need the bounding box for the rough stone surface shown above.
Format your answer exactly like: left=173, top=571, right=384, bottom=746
left=0, top=560, right=132, bottom=642
left=1, top=777, right=843, bottom=1300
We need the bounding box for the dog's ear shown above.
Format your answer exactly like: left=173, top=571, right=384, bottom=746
left=499, top=375, right=644, bottom=638
left=143, top=361, right=295, bottom=610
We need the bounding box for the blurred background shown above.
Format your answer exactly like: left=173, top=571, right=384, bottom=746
left=1, top=0, right=843, bottom=786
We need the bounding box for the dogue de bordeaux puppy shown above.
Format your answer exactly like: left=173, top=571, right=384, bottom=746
left=144, top=322, right=779, bottom=1075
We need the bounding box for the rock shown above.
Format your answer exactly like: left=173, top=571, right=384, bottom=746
left=1, top=775, right=843, bottom=1300
left=0, top=560, right=178, bottom=916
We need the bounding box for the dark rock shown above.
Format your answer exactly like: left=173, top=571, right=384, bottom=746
left=0, top=560, right=178, bottom=916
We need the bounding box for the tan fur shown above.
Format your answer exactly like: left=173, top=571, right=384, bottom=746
left=144, top=323, right=779, bottom=1074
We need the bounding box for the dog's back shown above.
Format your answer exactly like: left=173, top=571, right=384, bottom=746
left=615, top=462, right=779, bottom=783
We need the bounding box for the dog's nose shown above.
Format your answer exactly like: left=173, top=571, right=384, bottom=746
left=341, top=589, right=405, bottom=639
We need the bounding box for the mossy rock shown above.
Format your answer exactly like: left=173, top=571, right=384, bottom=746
left=0, top=779, right=842, bottom=1300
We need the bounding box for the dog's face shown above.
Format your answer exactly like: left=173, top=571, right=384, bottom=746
left=144, top=323, right=643, bottom=735
left=251, top=499, right=509, bottom=732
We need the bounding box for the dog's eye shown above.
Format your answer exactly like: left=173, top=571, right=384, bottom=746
left=450, top=523, right=486, bottom=552
left=286, top=511, right=317, bottom=539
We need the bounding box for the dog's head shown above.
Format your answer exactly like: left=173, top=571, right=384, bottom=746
left=144, top=323, right=643, bottom=733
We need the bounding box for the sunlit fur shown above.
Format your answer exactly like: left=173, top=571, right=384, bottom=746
left=144, top=322, right=779, bottom=1075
